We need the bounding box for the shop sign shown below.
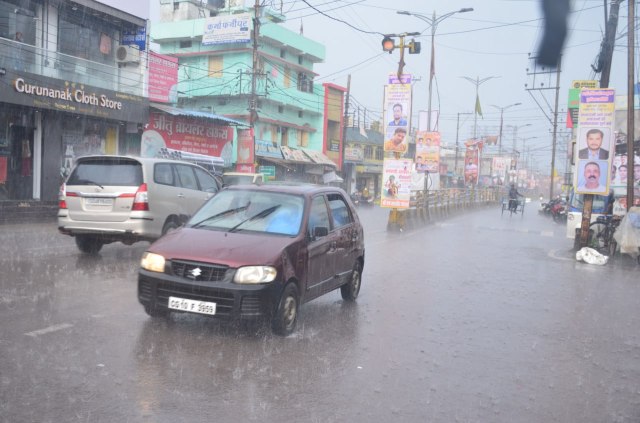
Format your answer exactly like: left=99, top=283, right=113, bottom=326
left=258, top=166, right=275, bottom=177
left=149, top=52, right=178, bottom=103
left=345, top=147, right=363, bottom=162
left=202, top=13, right=251, bottom=45
left=237, top=128, right=254, bottom=164
left=141, top=112, right=233, bottom=158
left=122, top=27, right=146, bottom=51
left=6, top=72, right=148, bottom=123
left=255, top=139, right=283, bottom=158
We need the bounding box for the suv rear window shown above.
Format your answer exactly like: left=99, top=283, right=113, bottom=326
left=67, top=159, right=143, bottom=186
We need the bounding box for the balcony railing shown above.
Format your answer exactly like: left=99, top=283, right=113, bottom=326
left=0, top=37, right=144, bottom=97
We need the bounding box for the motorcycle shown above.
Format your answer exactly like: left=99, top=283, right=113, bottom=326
left=551, top=200, right=567, bottom=223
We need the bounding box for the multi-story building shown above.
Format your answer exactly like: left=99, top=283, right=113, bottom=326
left=152, top=0, right=342, bottom=181
left=0, top=0, right=149, bottom=211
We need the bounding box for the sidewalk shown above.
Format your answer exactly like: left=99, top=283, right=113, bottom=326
left=0, top=201, right=57, bottom=225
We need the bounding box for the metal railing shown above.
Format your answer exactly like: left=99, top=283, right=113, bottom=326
left=0, top=37, right=144, bottom=96
left=388, top=187, right=500, bottom=230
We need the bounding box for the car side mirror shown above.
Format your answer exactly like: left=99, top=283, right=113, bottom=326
left=313, top=226, right=328, bottom=239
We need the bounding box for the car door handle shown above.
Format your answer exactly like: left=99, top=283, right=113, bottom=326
left=177, top=193, right=185, bottom=198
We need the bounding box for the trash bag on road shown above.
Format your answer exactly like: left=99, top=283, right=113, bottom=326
left=613, top=206, right=640, bottom=258
left=576, top=247, right=608, bottom=265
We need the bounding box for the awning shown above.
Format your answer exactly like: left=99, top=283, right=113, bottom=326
left=302, top=148, right=337, bottom=167
left=150, top=103, right=248, bottom=126
left=323, top=171, right=344, bottom=184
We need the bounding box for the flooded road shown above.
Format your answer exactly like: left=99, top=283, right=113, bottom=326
left=1, top=203, right=639, bottom=422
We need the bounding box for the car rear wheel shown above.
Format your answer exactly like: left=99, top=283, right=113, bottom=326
left=271, top=283, right=299, bottom=336
left=341, top=261, right=362, bottom=301
left=75, top=235, right=103, bottom=254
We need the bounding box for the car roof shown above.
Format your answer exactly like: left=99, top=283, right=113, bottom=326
left=74, top=155, right=208, bottom=167
left=224, top=182, right=347, bottom=197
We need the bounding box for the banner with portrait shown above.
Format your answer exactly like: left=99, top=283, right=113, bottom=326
left=381, top=158, right=412, bottom=209
left=383, top=74, right=411, bottom=157
left=574, top=88, right=615, bottom=195
left=414, top=131, right=440, bottom=174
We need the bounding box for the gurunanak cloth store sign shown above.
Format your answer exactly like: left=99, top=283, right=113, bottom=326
left=5, top=71, right=148, bottom=123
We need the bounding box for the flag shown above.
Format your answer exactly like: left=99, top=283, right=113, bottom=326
left=475, top=94, right=483, bottom=118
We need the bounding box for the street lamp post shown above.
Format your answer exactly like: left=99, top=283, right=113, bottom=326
left=398, top=8, right=473, bottom=131
left=461, top=75, right=498, bottom=139
left=506, top=123, right=531, bottom=183
left=490, top=102, right=521, bottom=156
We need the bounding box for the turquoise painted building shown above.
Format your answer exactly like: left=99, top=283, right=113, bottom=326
left=151, top=1, right=329, bottom=173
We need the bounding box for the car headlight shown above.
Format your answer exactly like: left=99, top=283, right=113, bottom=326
left=234, top=266, right=277, bottom=284
left=140, top=252, right=166, bottom=273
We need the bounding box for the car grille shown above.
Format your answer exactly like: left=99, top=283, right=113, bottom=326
left=141, top=279, right=236, bottom=316
left=171, top=260, right=229, bottom=282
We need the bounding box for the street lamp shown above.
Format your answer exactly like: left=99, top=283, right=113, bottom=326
left=491, top=102, right=521, bottom=156
left=461, top=75, right=499, bottom=138
left=397, top=7, right=474, bottom=131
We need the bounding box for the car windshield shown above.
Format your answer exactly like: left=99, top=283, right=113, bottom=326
left=187, top=190, right=304, bottom=235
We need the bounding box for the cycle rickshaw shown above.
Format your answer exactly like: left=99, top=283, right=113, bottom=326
left=501, top=197, right=525, bottom=216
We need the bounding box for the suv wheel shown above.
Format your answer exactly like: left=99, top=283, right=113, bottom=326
left=271, top=283, right=299, bottom=336
left=340, top=261, right=362, bottom=301
left=75, top=235, right=103, bottom=254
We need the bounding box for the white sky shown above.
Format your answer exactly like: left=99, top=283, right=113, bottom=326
left=142, top=0, right=635, bottom=174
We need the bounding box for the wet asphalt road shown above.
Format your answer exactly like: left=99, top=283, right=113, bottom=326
left=1, top=202, right=639, bottom=423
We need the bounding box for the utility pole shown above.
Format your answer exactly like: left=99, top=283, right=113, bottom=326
left=627, top=0, right=635, bottom=209
left=249, top=0, right=260, bottom=129
left=342, top=74, right=352, bottom=194
left=549, top=57, right=561, bottom=201
left=579, top=0, right=621, bottom=247
left=455, top=112, right=473, bottom=175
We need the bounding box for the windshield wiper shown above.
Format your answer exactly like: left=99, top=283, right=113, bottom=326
left=190, top=206, right=248, bottom=228
left=74, top=179, right=104, bottom=189
left=228, top=205, right=280, bottom=233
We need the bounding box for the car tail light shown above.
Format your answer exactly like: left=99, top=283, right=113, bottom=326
left=131, top=183, right=149, bottom=211
left=58, top=184, right=78, bottom=209
left=58, top=184, right=67, bottom=209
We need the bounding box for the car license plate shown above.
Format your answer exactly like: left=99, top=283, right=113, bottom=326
left=85, top=197, right=114, bottom=206
left=168, top=296, right=216, bottom=315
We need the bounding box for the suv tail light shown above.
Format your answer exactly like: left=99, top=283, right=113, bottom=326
left=58, top=184, right=77, bottom=209
left=131, top=183, right=149, bottom=211
left=58, top=184, right=67, bottom=209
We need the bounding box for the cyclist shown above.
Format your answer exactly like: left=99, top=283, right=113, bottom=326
left=508, top=184, right=524, bottom=213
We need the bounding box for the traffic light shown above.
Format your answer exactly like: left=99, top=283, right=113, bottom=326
left=381, top=36, right=395, bottom=53
left=408, top=39, right=421, bottom=54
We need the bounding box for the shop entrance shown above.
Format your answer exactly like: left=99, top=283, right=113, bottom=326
left=0, top=124, right=34, bottom=200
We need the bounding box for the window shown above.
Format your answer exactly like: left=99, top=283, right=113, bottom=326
left=298, top=55, right=303, bottom=65
left=280, top=127, right=288, bottom=147
left=308, top=195, right=330, bottom=239
left=194, top=167, right=219, bottom=193
left=58, top=13, right=116, bottom=64
left=154, top=163, right=175, bottom=186
left=179, top=40, right=192, bottom=49
left=280, top=49, right=286, bottom=58
left=278, top=105, right=284, bottom=113
left=298, top=111, right=303, bottom=118
left=297, top=73, right=313, bottom=93
left=364, top=145, right=373, bottom=159
left=284, top=67, right=291, bottom=88
left=299, top=130, right=309, bottom=148
left=208, top=56, right=223, bottom=78
left=375, top=147, right=384, bottom=161
left=175, top=165, right=198, bottom=190
left=328, top=194, right=352, bottom=228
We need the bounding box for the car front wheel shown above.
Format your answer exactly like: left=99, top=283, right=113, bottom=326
left=341, top=261, right=362, bottom=301
left=75, top=235, right=103, bottom=254
left=272, top=283, right=299, bottom=336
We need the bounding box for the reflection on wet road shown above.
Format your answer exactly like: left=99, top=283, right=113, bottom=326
left=1, top=204, right=639, bottom=422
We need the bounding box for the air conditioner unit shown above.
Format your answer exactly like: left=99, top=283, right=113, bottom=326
left=115, top=45, right=140, bottom=64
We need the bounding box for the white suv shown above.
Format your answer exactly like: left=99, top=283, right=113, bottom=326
left=58, top=155, right=221, bottom=253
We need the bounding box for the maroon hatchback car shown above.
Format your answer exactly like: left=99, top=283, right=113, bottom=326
left=138, top=183, right=365, bottom=336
